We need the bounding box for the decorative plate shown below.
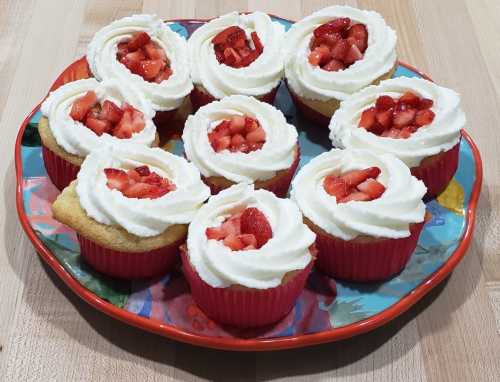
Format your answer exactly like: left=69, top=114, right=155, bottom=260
left=15, top=17, right=482, bottom=351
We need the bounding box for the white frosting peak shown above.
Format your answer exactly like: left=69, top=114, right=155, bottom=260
left=182, top=95, right=298, bottom=183
left=284, top=5, right=397, bottom=101
left=41, top=78, right=157, bottom=157
left=76, top=142, right=210, bottom=237
left=188, top=11, right=285, bottom=99
left=329, top=77, right=465, bottom=167
left=291, top=149, right=426, bottom=240
left=187, top=184, right=316, bottom=289
left=87, top=14, right=193, bottom=111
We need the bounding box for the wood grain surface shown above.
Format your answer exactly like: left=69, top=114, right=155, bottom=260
left=1, top=1, right=499, bottom=381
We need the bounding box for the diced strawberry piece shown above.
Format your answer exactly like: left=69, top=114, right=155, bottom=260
left=230, top=134, right=246, bottom=148
left=229, top=115, right=246, bottom=133
left=240, top=207, right=273, bottom=248
left=357, top=178, right=386, bottom=199
left=341, top=167, right=381, bottom=187
left=136, top=59, right=163, bottom=81
left=393, top=109, right=416, bottom=127
left=208, top=121, right=231, bottom=145
left=339, top=191, right=371, bottom=203
left=85, top=117, right=111, bottom=136
left=359, top=107, right=377, bottom=130
left=313, top=18, right=351, bottom=38
left=331, top=39, right=349, bottom=60
left=134, top=165, right=150, bottom=176
left=223, top=234, right=245, bottom=251
left=232, top=142, right=250, bottom=153
left=127, top=31, right=151, bottom=51
left=116, top=42, right=129, bottom=60
left=383, top=128, right=401, bottom=138
left=398, top=127, right=413, bottom=139
left=312, top=32, right=342, bottom=49
left=130, top=108, right=145, bottom=133
left=375, top=108, right=393, bottom=129
left=143, top=42, right=166, bottom=61
left=154, top=67, right=172, bottom=83
left=309, top=45, right=331, bottom=66
left=346, top=24, right=368, bottom=52
left=375, top=95, right=395, bottom=111
left=127, top=168, right=141, bottom=183
left=70, top=91, right=98, bottom=122
left=142, top=172, right=163, bottom=186
left=323, top=58, right=345, bottom=72
left=149, top=184, right=173, bottom=199
left=415, top=109, right=435, bottom=127
left=122, top=182, right=157, bottom=199
left=418, top=98, right=434, bottom=110
left=246, top=126, right=266, bottom=143
left=245, top=117, right=259, bottom=132
left=206, top=226, right=226, bottom=240
left=251, top=31, right=263, bottom=52
left=248, top=142, right=264, bottom=152
left=113, top=110, right=134, bottom=139
left=223, top=47, right=241, bottom=66
left=104, top=168, right=128, bottom=191
left=120, top=50, right=146, bottom=73
left=221, top=217, right=241, bottom=237
left=213, top=26, right=243, bottom=45
left=213, top=136, right=231, bottom=152
left=239, top=234, right=257, bottom=248
left=323, top=175, right=350, bottom=199
left=100, top=100, right=123, bottom=124
left=308, top=50, right=322, bottom=66
left=238, top=50, right=260, bottom=67
left=399, top=92, right=420, bottom=108
left=343, top=44, right=363, bottom=65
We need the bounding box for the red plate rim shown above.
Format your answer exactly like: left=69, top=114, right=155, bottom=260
left=14, top=20, right=483, bottom=350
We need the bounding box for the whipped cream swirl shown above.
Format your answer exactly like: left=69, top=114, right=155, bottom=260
left=76, top=142, right=211, bottom=237
left=291, top=149, right=426, bottom=240
left=188, top=11, right=285, bottom=99
left=87, top=14, right=193, bottom=111
left=186, top=184, right=316, bottom=289
left=41, top=78, right=156, bottom=157
left=329, top=77, right=465, bottom=167
left=284, top=5, right=397, bottom=101
left=182, top=95, right=298, bottom=183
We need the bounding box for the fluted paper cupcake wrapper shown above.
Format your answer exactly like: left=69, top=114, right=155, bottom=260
left=202, top=145, right=300, bottom=198
left=42, top=145, right=80, bottom=190
left=78, top=234, right=184, bottom=280
left=411, top=141, right=460, bottom=200
left=311, top=220, right=425, bottom=282
left=189, top=83, right=280, bottom=113
left=181, top=249, right=313, bottom=328
left=153, top=108, right=179, bottom=132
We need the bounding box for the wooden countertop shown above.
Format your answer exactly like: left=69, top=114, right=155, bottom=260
left=1, top=1, right=499, bottom=381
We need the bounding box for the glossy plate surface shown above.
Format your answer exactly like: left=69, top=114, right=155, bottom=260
left=15, top=17, right=482, bottom=351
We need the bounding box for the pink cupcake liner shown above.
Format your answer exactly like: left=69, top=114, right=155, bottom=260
left=201, top=145, right=301, bottom=198
left=411, top=141, right=460, bottom=199
left=312, top=220, right=425, bottom=282
left=78, top=234, right=184, bottom=280
left=42, top=145, right=80, bottom=190
left=190, top=83, right=280, bottom=112
left=181, top=248, right=314, bottom=328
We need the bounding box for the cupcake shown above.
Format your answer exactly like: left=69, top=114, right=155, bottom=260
left=182, top=95, right=300, bottom=197
left=187, top=11, right=285, bottom=111
left=329, top=77, right=465, bottom=198
left=283, top=5, right=397, bottom=127
left=52, top=142, right=210, bottom=279
left=181, top=184, right=316, bottom=327
left=87, top=14, right=193, bottom=131
left=40, top=78, right=158, bottom=190
left=291, top=148, right=427, bottom=282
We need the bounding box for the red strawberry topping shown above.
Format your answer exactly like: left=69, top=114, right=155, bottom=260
left=308, top=18, right=368, bottom=72
left=205, top=207, right=273, bottom=251
left=117, top=31, right=172, bottom=83
left=212, top=26, right=264, bottom=68
left=104, top=165, right=176, bottom=199
left=69, top=92, right=146, bottom=138
left=357, top=91, right=435, bottom=139
left=208, top=116, right=266, bottom=153
left=323, top=166, right=385, bottom=203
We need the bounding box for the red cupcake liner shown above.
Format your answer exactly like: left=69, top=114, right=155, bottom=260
left=202, top=145, right=301, bottom=198
left=312, top=220, right=425, bottom=282
left=411, top=141, right=460, bottom=199
left=181, top=249, right=313, bottom=327
left=286, top=82, right=332, bottom=128
left=190, top=84, right=280, bottom=112
left=78, top=234, right=185, bottom=280
left=153, top=109, right=178, bottom=132
left=42, top=145, right=80, bottom=190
